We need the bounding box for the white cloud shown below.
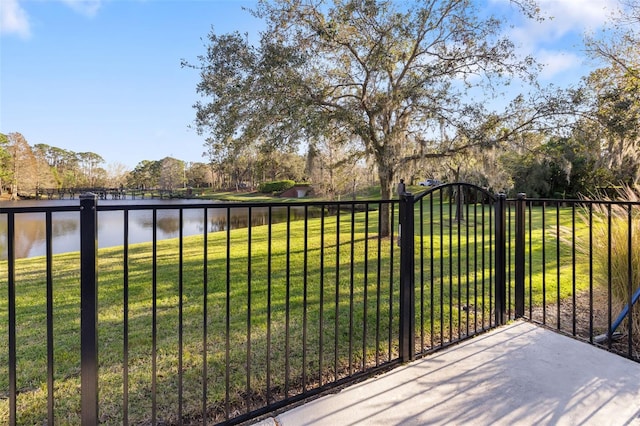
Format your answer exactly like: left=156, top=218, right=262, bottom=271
left=493, top=0, right=620, bottom=47
left=537, top=49, right=583, bottom=79
left=532, top=0, right=618, bottom=39
left=1, top=0, right=104, bottom=39
left=0, top=0, right=31, bottom=38
left=490, top=0, right=621, bottom=83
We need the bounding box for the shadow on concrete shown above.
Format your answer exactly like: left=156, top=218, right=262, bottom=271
left=261, top=321, right=640, bottom=425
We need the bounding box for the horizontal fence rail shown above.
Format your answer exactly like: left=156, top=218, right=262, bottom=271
left=2, top=187, right=639, bottom=425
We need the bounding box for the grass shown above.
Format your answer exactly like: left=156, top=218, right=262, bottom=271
left=167, top=182, right=420, bottom=202
left=1, top=207, right=403, bottom=424
left=192, top=190, right=307, bottom=203
left=0, top=198, right=619, bottom=424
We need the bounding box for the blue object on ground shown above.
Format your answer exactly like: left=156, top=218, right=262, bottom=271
left=596, top=284, right=640, bottom=344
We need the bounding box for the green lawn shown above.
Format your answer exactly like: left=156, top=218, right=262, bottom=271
left=0, top=200, right=599, bottom=424
left=1, top=207, right=401, bottom=424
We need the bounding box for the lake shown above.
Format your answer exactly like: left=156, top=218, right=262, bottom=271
left=0, top=199, right=314, bottom=260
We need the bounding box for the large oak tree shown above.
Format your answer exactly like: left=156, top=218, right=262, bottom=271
left=188, top=0, right=541, bottom=235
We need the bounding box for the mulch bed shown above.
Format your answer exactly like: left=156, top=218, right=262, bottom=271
left=528, top=286, right=640, bottom=360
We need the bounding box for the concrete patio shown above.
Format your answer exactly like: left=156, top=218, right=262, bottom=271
left=255, top=321, right=640, bottom=425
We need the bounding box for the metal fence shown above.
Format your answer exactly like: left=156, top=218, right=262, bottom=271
left=407, top=184, right=500, bottom=360
left=1, top=185, right=639, bottom=425
left=2, top=195, right=407, bottom=425
left=410, top=185, right=639, bottom=362
left=506, top=194, right=640, bottom=360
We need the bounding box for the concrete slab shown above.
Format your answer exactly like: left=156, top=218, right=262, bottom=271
left=262, top=321, right=640, bottom=426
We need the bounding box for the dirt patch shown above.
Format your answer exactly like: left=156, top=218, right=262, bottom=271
left=529, top=286, right=640, bottom=360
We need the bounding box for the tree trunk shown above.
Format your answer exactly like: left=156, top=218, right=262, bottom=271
left=454, top=186, right=465, bottom=222
left=378, top=166, right=394, bottom=238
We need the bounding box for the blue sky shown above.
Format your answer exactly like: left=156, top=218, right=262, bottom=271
left=0, top=0, right=620, bottom=170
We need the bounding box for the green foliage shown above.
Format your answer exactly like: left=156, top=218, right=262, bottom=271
left=580, top=12, right=640, bottom=186
left=0, top=137, right=109, bottom=191
left=127, top=159, right=162, bottom=188
left=501, top=136, right=614, bottom=198
left=0, top=133, right=11, bottom=192
left=257, top=179, right=295, bottom=193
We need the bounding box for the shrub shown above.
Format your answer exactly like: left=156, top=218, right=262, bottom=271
left=258, top=180, right=295, bottom=194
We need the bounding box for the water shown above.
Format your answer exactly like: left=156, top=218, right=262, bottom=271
left=0, top=199, right=313, bottom=260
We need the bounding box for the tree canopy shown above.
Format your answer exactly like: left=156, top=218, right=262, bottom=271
left=579, top=0, right=640, bottom=185
left=188, top=0, right=542, bottom=234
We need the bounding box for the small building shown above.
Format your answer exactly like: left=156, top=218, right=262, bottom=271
left=279, top=185, right=311, bottom=198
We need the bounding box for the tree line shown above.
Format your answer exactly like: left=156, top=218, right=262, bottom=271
left=0, top=133, right=119, bottom=199
left=0, top=129, right=375, bottom=198
left=0, top=132, right=311, bottom=197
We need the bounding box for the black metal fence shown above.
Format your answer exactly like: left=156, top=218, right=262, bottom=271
left=410, top=185, right=639, bottom=362
left=1, top=184, right=639, bottom=425
left=402, top=185, right=501, bottom=360
left=506, top=193, right=640, bottom=360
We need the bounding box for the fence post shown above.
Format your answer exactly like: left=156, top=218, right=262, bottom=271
left=399, top=192, right=415, bottom=362
left=80, top=193, right=98, bottom=425
left=494, top=193, right=507, bottom=326
left=514, top=193, right=526, bottom=318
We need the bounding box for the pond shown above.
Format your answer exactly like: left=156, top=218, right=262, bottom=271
left=0, top=199, right=315, bottom=260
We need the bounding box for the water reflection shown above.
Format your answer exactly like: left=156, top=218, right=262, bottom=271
left=0, top=200, right=316, bottom=260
